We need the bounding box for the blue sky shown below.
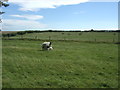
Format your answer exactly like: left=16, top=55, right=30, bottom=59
left=2, top=0, right=118, bottom=31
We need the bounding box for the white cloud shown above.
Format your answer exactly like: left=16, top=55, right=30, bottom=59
left=9, top=0, right=119, bottom=11
left=2, top=19, right=47, bottom=31
left=9, top=0, right=89, bottom=11
left=11, top=15, right=44, bottom=20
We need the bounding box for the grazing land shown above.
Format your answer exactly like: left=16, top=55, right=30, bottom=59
left=3, top=31, right=119, bottom=43
left=2, top=31, right=119, bottom=88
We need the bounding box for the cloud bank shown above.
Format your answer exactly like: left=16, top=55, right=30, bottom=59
left=2, top=19, right=47, bottom=31
left=9, top=0, right=119, bottom=11
left=9, top=0, right=89, bottom=11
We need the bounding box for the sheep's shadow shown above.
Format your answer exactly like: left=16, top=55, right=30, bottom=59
left=37, top=49, right=53, bottom=52
left=37, top=50, right=44, bottom=51
left=37, top=50, right=50, bottom=51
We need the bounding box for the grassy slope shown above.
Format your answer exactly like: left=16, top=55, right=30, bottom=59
left=9, top=32, right=119, bottom=43
left=2, top=40, right=118, bottom=88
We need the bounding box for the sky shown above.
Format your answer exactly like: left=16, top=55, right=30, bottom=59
left=1, top=0, right=119, bottom=31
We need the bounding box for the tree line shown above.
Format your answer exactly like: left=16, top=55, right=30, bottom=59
left=2, top=31, right=26, bottom=37
left=23, top=29, right=120, bottom=32
left=2, top=29, right=120, bottom=38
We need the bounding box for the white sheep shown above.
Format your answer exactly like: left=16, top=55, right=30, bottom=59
left=42, top=42, right=53, bottom=51
left=48, top=46, right=53, bottom=50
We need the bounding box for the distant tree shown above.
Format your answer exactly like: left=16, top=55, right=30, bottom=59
left=113, top=33, right=116, bottom=36
left=90, top=29, right=94, bottom=32
left=17, top=31, right=26, bottom=35
left=61, top=33, right=64, bottom=35
left=48, top=30, right=53, bottom=32
left=79, top=32, right=82, bottom=35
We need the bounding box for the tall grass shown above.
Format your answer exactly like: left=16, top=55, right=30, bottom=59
left=2, top=40, right=118, bottom=88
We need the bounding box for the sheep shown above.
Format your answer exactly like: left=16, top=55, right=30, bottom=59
left=42, top=42, right=53, bottom=51
left=48, top=46, right=53, bottom=50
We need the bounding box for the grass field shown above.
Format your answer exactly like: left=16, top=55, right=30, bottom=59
left=2, top=37, right=118, bottom=88
left=6, top=32, right=119, bottom=43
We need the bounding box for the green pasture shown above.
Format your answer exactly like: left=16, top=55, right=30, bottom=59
left=7, top=32, right=119, bottom=43
left=2, top=39, right=118, bottom=88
